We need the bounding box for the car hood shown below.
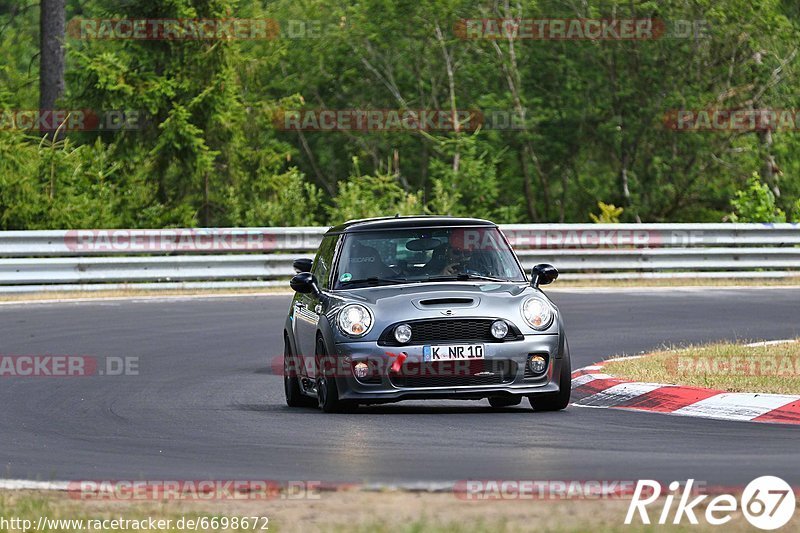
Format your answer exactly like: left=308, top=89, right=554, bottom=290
left=336, top=281, right=530, bottom=303
left=327, top=282, right=558, bottom=339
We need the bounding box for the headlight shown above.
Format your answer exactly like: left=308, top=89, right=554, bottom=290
left=521, top=298, right=554, bottom=330
left=394, top=324, right=412, bottom=344
left=337, top=304, right=373, bottom=336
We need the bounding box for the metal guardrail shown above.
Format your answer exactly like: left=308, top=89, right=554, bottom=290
left=0, top=224, right=796, bottom=291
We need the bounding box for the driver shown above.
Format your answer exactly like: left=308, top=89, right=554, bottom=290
left=427, top=243, right=473, bottom=276
left=441, top=246, right=471, bottom=275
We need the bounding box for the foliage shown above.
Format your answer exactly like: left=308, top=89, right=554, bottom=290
left=0, top=131, right=160, bottom=229
left=226, top=167, right=323, bottom=226
left=589, top=202, right=624, bottom=224
left=729, top=173, right=787, bottom=223
left=327, top=160, right=421, bottom=223
left=425, top=134, right=519, bottom=222
left=1, top=0, right=800, bottom=228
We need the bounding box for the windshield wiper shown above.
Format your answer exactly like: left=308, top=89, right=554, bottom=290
left=425, top=274, right=508, bottom=282
left=340, top=277, right=409, bottom=286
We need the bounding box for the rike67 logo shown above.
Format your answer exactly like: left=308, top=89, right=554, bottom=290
left=626, top=477, right=795, bottom=530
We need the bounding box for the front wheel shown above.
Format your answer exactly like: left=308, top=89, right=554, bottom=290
left=283, top=337, right=316, bottom=408
left=316, top=337, right=356, bottom=413
left=529, top=356, right=571, bottom=412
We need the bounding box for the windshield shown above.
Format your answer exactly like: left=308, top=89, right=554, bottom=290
left=333, top=227, right=526, bottom=288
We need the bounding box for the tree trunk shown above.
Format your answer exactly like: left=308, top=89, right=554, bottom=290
left=758, top=129, right=781, bottom=197
left=39, top=0, right=67, bottom=140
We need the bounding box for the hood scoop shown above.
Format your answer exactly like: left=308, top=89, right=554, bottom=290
left=413, top=296, right=479, bottom=310
left=419, top=297, right=474, bottom=306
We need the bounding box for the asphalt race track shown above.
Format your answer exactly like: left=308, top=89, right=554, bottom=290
left=1, top=288, right=799, bottom=486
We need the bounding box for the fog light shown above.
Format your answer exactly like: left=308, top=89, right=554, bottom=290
left=528, top=355, right=547, bottom=375
left=394, top=324, right=412, bottom=344
left=353, top=362, right=370, bottom=379
left=490, top=320, right=509, bottom=339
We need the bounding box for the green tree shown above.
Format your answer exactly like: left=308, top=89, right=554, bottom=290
left=227, top=167, right=323, bottom=227
left=328, top=160, right=421, bottom=223
left=729, top=173, right=787, bottom=222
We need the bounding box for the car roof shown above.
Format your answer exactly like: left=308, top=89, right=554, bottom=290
left=326, top=215, right=497, bottom=234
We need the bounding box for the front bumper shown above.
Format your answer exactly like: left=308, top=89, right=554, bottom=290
left=332, top=334, right=562, bottom=402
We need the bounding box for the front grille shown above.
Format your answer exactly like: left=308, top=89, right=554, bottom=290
left=378, top=318, right=522, bottom=346
left=389, top=359, right=517, bottom=388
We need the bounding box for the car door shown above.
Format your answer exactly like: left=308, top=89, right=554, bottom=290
left=294, top=234, right=337, bottom=378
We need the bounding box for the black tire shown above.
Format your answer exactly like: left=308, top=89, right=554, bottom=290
left=488, top=396, right=522, bottom=408
left=315, top=337, right=355, bottom=413
left=529, top=355, right=571, bottom=412
left=283, top=337, right=316, bottom=408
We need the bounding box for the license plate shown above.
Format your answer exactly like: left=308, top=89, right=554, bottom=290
left=423, top=344, right=484, bottom=361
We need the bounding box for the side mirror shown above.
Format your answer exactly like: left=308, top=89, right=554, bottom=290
left=290, top=272, right=321, bottom=295
left=531, top=264, right=558, bottom=288
left=293, top=258, right=313, bottom=273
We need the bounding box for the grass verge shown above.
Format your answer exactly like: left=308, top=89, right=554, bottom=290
left=0, top=288, right=289, bottom=303
left=604, top=339, right=800, bottom=394
left=0, top=489, right=764, bottom=532
left=0, top=277, right=799, bottom=303
left=551, top=276, right=800, bottom=288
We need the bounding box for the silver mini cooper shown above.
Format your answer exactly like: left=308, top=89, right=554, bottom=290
left=283, top=216, right=571, bottom=413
